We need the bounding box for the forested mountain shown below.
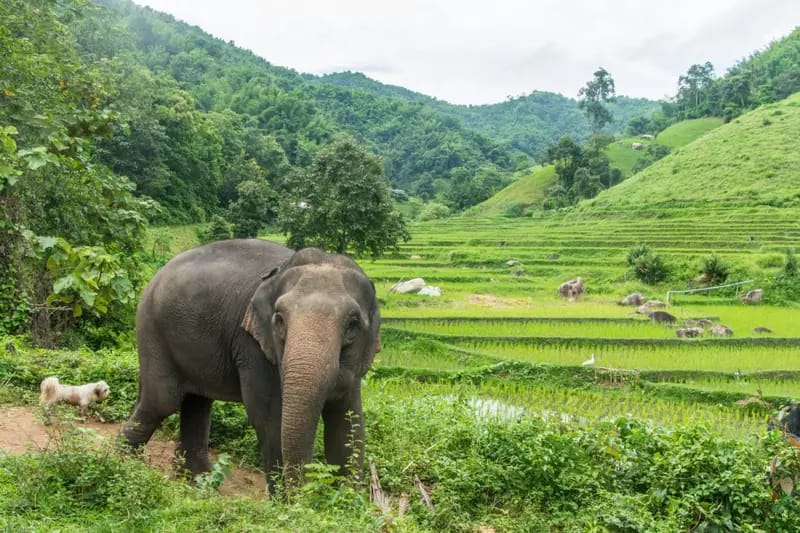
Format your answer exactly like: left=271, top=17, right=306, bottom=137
left=314, top=72, right=660, bottom=159
left=91, top=0, right=516, bottom=205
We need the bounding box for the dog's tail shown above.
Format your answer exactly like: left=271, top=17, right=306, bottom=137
left=40, top=376, right=60, bottom=405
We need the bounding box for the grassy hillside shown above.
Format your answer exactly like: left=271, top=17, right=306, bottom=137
left=585, top=93, right=800, bottom=211
left=605, top=117, right=724, bottom=177
left=466, top=166, right=558, bottom=216
left=472, top=115, right=726, bottom=214
left=656, top=117, right=725, bottom=148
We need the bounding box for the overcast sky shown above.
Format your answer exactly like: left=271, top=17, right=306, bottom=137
left=133, top=0, right=798, bottom=105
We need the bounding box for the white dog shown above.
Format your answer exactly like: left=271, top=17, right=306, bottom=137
left=39, top=376, right=110, bottom=417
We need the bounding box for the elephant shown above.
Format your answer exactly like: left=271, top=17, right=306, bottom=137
left=121, top=239, right=381, bottom=489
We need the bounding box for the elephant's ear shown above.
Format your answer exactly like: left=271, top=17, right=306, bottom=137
left=361, top=284, right=381, bottom=376
left=242, top=268, right=279, bottom=364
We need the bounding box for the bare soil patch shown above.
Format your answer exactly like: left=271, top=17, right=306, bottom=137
left=465, top=294, right=532, bottom=307
left=0, top=406, right=266, bottom=498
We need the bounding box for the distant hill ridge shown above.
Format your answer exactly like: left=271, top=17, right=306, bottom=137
left=313, top=71, right=660, bottom=158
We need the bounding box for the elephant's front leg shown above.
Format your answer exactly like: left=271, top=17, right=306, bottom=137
left=239, top=363, right=283, bottom=492
left=322, top=386, right=365, bottom=478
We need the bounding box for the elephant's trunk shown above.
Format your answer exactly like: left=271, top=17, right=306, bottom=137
left=280, top=314, right=340, bottom=486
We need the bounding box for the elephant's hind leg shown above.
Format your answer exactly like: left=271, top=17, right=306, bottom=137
left=121, top=396, right=175, bottom=450
left=121, top=370, right=181, bottom=450
left=177, top=393, right=214, bottom=475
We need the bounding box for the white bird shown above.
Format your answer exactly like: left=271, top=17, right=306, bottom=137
left=581, top=353, right=596, bottom=366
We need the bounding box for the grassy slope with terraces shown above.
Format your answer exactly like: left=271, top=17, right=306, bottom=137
left=583, top=93, right=800, bottom=211
left=470, top=114, right=727, bottom=217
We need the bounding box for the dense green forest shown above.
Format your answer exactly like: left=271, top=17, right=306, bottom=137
left=627, top=27, right=800, bottom=134
left=92, top=0, right=518, bottom=206
left=315, top=71, right=660, bottom=159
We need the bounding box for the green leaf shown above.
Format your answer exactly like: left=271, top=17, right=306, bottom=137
left=36, top=236, right=58, bottom=250
left=52, top=276, right=73, bottom=294
left=72, top=303, right=83, bottom=318
left=79, top=288, right=96, bottom=307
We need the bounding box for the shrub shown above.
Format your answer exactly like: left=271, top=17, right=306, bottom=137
left=627, top=244, right=669, bottom=284
left=700, top=254, right=730, bottom=285
left=626, top=243, right=653, bottom=268
left=198, top=215, right=233, bottom=244
left=785, top=249, right=798, bottom=277
left=417, top=202, right=451, bottom=221
left=502, top=202, right=528, bottom=218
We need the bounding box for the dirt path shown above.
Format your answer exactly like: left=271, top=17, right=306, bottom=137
left=0, top=406, right=266, bottom=498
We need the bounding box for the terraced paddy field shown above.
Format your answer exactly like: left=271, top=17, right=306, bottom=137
left=339, top=206, right=800, bottom=441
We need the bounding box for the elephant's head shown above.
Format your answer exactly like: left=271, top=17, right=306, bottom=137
left=241, top=248, right=380, bottom=481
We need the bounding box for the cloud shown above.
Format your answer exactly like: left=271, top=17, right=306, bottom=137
left=133, top=0, right=800, bottom=104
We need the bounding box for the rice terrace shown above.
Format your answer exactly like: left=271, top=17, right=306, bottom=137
left=2, top=0, right=800, bottom=531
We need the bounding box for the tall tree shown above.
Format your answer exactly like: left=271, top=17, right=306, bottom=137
left=278, top=135, right=409, bottom=258
left=676, top=62, right=715, bottom=117
left=578, top=68, right=616, bottom=133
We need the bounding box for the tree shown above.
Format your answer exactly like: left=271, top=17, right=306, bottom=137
left=578, top=68, right=616, bottom=133
left=228, top=178, right=276, bottom=238
left=0, top=0, right=151, bottom=345
left=676, top=62, right=715, bottom=118
left=278, top=135, right=409, bottom=257
left=200, top=215, right=233, bottom=243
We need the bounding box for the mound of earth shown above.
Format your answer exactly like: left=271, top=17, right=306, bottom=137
left=0, top=406, right=265, bottom=498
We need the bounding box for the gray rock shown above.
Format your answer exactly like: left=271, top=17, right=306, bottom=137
left=710, top=324, right=734, bottom=337
left=390, top=278, right=426, bottom=294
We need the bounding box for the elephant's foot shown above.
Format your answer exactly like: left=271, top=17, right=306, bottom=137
left=176, top=448, right=213, bottom=477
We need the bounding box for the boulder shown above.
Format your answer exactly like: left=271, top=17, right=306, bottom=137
left=410, top=254, right=422, bottom=260
left=390, top=278, right=426, bottom=294
left=753, top=326, right=773, bottom=334
left=740, top=289, right=763, bottom=304
left=697, top=318, right=714, bottom=327
left=505, top=259, right=521, bottom=266
left=676, top=327, right=704, bottom=338
left=636, top=300, right=666, bottom=314
left=710, top=324, right=734, bottom=337
left=620, top=292, right=645, bottom=306
left=417, top=286, right=442, bottom=297
left=547, top=253, right=560, bottom=260
left=649, top=311, right=677, bottom=324
left=557, top=277, right=585, bottom=300
left=632, top=142, right=643, bottom=150
left=513, top=268, right=525, bottom=277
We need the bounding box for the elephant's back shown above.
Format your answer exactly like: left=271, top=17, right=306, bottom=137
left=139, top=239, right=292, bottom=330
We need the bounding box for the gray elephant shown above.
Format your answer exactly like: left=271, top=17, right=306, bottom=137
left=121, top=239, right=381, bottom=489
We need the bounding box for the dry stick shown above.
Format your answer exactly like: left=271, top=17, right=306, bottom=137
left=397, top=492, right=409, bottom=517
left=414, top=474, right=434, bottom=510
left=369, top=460, right=391, bottom=515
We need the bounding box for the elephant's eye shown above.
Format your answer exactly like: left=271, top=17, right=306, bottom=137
left=272, top=312, right=286, bottom=340
left=344, top=315, right=361, bottom=343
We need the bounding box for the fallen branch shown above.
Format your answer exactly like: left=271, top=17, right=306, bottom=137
left=414, top=474, right=434, bottom=510
left=369, top=460, right=391, bottom=514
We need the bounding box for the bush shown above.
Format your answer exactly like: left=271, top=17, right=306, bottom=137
left=0, top=427, right=168, bottom=525
left=502, top=202, right=529, bottom=218
left=700, top=254, right=730, bottom=285
left=785, top=249, right=798, bottom=277
left=627, top=244, right=669, bottom=284
left=417, top=202, right=451, bottom=221
left=198, top=215, right=233, bottom=244
left=626, top=243, right=653, bottom=268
